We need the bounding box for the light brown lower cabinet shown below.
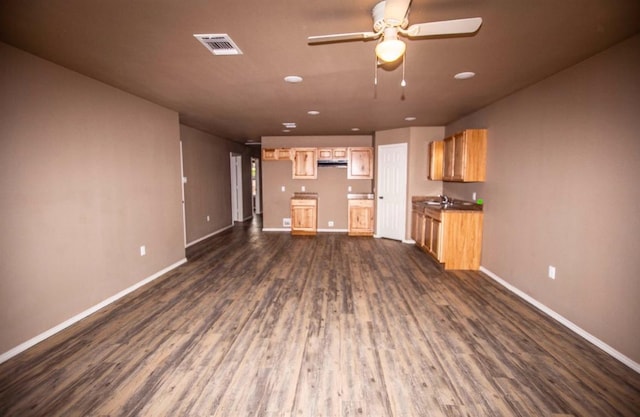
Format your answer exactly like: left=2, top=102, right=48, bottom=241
left=348, top=199, right=374, bottom=236
left=291, top=198, right=317, bottom=235
left=411, top=203, right=483, bottom=270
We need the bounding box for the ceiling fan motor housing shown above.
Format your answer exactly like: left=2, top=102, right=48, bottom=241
left=373, top=1, right=408, bottom=32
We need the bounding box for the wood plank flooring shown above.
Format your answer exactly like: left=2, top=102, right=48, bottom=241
left=1, top=216, right=639, bottom=416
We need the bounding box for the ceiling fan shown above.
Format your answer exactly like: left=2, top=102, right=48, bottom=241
left=308, top=0, right=483, bottom=63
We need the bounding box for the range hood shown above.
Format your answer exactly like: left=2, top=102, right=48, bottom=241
left=317, top=159, right=348, bottom=168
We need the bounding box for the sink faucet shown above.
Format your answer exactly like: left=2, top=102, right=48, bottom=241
left=440, top=194, right=450, bottom=205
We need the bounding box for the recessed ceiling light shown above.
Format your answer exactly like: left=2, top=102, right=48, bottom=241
left=454, top=71, right=476, bottom=80
left=307, top=110, right=320, bottom=115
left=282, top=129, right=291, bottom=133
left=282, top=122, right=297, bottom=128
left=351, top=128, right=360, bottom=131
left=284, top=75, right=303, bottom=83
left=404, top=116, right=416, bottom=121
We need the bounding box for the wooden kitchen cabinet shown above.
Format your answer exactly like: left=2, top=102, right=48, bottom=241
left=428, top=141, right=444, bottom=180
left=443, top=129, right=487, bottom=182
left=411, top=202, right=483, bottom=270
left=347, top=147, right=374, bottom=179
left=318, top=147, right=347, bottom=160
left=262, top=148, right=291, bottom=161
left=291, top=197, right=317, bottom=235
left=348, top=199, right=374, bottom=236
left=292, top=148, right=317, bottom=179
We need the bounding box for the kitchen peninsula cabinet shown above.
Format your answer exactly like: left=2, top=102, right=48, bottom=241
left=412, top=200, right=483, bottom=270
left=291, top=194, right=317, bottom=235
left=292, top=148, right=317, bottom=179
left=348, top=199, right=374, bottom=236
left=347, top=147, right=373, bottom=179
left=443, top=129, right=487, bottom=182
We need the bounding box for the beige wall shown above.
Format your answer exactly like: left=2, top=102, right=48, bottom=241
left=375, top=127, right=445, bottom=240
left=261, top=136, right=373, bottom=230
left=180, top=125, right=255, bottom=245
left=0, top=42, right=185, bottom=354
left=444, top=34, right=640, bottom=363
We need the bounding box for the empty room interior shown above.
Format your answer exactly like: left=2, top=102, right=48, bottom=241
left=1, top=0, right=640, bottom=416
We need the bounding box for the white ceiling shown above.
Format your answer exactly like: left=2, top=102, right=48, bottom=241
left=1, top=0, right=639, bottom=143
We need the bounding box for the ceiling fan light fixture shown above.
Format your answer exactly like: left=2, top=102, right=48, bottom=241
left=375, top=38, right=406, bottom=63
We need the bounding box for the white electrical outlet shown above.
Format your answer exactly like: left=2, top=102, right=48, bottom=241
left=328, top=221, right=334, bottom=227
left=348, top=186, right=352, bottom=192
left=472, top=192, right=477, bottom=201
left=206, top=215, right=210, bottom=222
left=140, top=245, right=146, bottom=256
left=281, top=186, right=286, bottom=192
left=548, top=265, right=556, bottom=279
left=301, top=186, right=306, bottom=192
left=283, top=218, right=291, bottom=227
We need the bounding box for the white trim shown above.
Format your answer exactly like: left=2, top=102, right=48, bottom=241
left=0, top=258, right=188, bottom=365
left=242, top=215, right=253, bottom=222
left=262, top=228, right=290, bottom=232
left=480, top=266, right=640, bottom=374
left=317, top=228, right=349, bottom=233
left=402, top=239, right=415, bottom=244
left=186, top=223, right=234, bottom=247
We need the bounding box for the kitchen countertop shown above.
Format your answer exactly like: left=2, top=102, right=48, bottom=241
left=347, top=193, right=375, bottom=200
left=291, top=192, right=318, bottom=200
left=412, top=196, right=483, bottom=212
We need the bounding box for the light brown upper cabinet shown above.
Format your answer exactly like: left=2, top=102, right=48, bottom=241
left=262, top=148, right=291, bottom=161
left=347, top=147, right=374, bottom=179
left=443, top=129, right=487, bottom=182
left=292, top=148, right=317, bottom=179
left=318, top=147, right=347, bottom=160
left=428, top=141, right=444, bottom=180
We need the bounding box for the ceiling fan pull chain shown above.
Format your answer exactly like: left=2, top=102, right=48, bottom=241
left=401, top=52, right=407, bottom=87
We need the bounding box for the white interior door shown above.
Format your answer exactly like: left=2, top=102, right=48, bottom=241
left=230, top=154, right=243, bottom=222
left=376, top=143, right=407, bottom=241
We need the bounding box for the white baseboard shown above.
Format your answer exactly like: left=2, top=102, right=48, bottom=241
left=186, top=224, right=234, bottom=247
left=261, top=228, right=350, bottom=233
left=0, top=258, right=187, bottom=365
left=480, top=266, right=640, bottom=374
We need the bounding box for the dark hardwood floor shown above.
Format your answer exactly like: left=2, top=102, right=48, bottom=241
left=1, top=216, right=639, bottom=416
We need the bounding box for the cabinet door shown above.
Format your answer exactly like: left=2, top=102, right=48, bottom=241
left=431, top=218, right=442, bottom=259
left=443, top=136, right=455, bottom=180
left=428, top=141, right=444, bottom=180
left=348, top=200, right=374, bottom=236
left=262, top=148, right=277, bottom=161
left=292, top=148, right=317, bottom=179
left=452, top=132, right=466, bottom=181
left=291, top=199, right=317, bottom=235
left=333, top=148, right=348, bottom=159
left=347, top=147, right=373, bottom=179
left=318, top=148, right=333, bottom=159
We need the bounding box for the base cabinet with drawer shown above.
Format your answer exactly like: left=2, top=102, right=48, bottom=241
left=348, top=199, right=374, bottom=236
left=412, top=202, right=483, bottom=270
left=291, top=197, right=317, bottom=235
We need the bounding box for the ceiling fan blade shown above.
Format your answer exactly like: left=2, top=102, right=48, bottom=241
left=308, top=31, right=378, bottom=44
left=384, top=0, right=411, bottom=25
left=406, top=17, right=483, bottom=38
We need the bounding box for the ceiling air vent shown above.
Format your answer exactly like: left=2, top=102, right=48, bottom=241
left=193, top=34, right=243, bottom=56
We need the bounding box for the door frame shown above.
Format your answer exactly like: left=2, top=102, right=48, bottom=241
left=375, top=142, right=408, bottom=241
left=230, top=153, right=243, bottom=222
